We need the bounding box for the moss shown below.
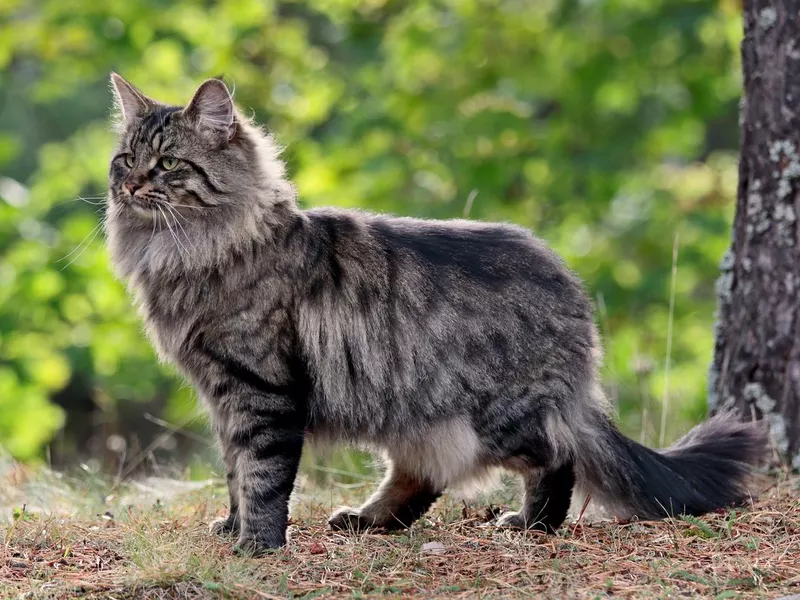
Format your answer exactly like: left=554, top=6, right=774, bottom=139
left=746, top=179, right=770, bottom=236
left=789, top=39, right=800, bottom=60
left=775, top=202, right=797, bottom=247
left=706, top=362, right=719, bottom=412
left=758, top=7, right=777, bottom=29
left=708, top=246, right=737, bottom=412
left=770, top=141, right=800, bottom=200
left=719, top=249, right=735, bottom=271
left=744, top=382, right=790, bottom=456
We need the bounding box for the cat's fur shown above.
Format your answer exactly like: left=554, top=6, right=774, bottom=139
left=105, top=74, right=766, bottom=555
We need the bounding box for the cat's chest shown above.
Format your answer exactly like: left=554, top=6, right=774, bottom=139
left=139, top=291, right=205, bottom=364
left=135, top=273, right=294, bottom=378
left=132, top=274, right=220, bottom=360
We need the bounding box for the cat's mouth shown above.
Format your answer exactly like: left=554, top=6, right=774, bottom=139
left=131, top=203, right=157, bottom=219
left=120, top=195, right=159, bottom=220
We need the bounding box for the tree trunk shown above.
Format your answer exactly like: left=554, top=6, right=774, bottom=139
left=708, top=0, right=800, bottom=469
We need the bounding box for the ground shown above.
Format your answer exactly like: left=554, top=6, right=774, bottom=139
left=1, top=459, right=799, bottom=599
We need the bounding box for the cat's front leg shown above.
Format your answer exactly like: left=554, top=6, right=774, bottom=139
left=227, top=393, right=305, bottom=555
left=209, top=435, right=240, bottom=537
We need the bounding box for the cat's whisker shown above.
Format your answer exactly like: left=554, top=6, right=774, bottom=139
left=162, top=202, right=198, bottom=255
left=147, top=210, right=158, bottom=247
left=77, top=195, right=108, bottom=205
left=58, top=221, right=102, bottom=262
left=165, top=202, right=216, bottom=210
left=59, top=221, right=104, bottom=270
left=162, top=202, right=189, bottom=223
left=156, top=206, right=179, bottom=248
left=157, top=205, right=189, bottom=268
left=156, top=206, right=178, bottom=252
left=49, top=195, right=108, bottom=210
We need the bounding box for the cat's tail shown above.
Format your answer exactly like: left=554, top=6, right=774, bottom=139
left=574, top=410, right=767, bottom=520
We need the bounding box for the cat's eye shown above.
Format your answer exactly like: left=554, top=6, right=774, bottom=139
left=124, top=154, right=135, bottom=168
left=160, top=156, right=179, bottom=170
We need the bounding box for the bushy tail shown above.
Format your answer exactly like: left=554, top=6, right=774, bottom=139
left=576, top=411, right=768, bottom=520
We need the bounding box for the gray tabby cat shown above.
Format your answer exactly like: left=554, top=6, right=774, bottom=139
left=105, top=74, right=765, bottom=555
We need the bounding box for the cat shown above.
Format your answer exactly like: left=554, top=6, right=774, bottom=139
left=105, top=74, right=766, bottom=556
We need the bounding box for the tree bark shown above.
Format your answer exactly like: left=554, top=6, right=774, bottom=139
left=708, top=0, right=800, bottom=469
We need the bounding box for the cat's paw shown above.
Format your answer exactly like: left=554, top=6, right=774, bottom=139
left=328, top=507, right=379, bottom=532
left=496, top=511, right=550, bottom=533
left=495, top=511, right=526, bottom=529
left=234, top=532, right=285, bottom=557
left=209, top=516, right=238, bottom=537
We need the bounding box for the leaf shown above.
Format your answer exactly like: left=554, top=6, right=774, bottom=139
left=308, top=541, right=326, bottom=555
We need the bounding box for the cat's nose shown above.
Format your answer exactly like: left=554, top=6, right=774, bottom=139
left=124, top=180, right=142, bottom=196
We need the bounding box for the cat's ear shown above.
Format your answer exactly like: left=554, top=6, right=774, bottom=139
left=183, top=79, right=236, bottom=142
left=110, top=73, right=153, bottom=123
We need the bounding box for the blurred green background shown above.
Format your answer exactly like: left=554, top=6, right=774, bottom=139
left=0, top=0, right=742, bottom=474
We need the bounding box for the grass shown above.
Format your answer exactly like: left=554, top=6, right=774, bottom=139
left=2, top=457, right=800, bottom=599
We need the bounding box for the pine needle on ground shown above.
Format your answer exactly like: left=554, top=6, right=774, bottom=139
left=2, top=462, right=799, bottom=599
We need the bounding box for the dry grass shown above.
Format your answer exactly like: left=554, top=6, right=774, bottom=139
left=1, top=461, right=799, bottom=599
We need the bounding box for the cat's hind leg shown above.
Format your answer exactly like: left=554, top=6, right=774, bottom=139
left=329, top=462, right=441, bottom=532
left=496, top=460, right=575, bottom=533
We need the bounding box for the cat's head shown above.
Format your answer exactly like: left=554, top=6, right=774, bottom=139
left=107, top=73, right=287, bottom=227
left=105, top=74, right=296, bottom=278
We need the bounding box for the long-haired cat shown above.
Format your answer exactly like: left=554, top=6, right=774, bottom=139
left=105, top=74, right=765, bottom=555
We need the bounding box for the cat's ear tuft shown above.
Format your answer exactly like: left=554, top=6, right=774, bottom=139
left=183, top=79, right=236, bottom=142
left=110, top=73, right=153, bottom=123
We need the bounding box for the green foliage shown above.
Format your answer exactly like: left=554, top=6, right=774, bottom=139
left=0, top=0, right=743, bottom=460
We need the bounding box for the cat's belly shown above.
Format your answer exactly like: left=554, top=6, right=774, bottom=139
left=308, top=417, right=486, bottom=489
left=383, top=418, right=485, bottom=487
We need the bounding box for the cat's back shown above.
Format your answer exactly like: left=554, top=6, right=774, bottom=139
left=305, top=207, right=589, bottom=311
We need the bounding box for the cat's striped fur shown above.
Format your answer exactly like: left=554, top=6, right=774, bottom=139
left=106, top=74, right=766, bottom=555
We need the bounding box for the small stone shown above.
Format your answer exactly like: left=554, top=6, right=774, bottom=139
left=421, top=541, right=446, bottom=555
